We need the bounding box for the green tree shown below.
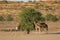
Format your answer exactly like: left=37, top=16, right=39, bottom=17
left=28, top=0, right=32, bottom=2
left=0, top=15, right=5, bottom=21
left=3, top=0, right=8, bottom=3
left=20, top=0, right=24, bottom=3
left=6, top=14, right=13, bottom=21
left=45, top=14, right=58, bottom=22
left=18, top=7, right=44, bottom=31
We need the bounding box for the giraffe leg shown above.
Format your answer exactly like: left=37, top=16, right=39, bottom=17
left=40, top=27, right=43, bottom=32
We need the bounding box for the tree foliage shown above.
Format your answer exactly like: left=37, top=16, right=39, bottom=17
left=0, top=15, right=5, bottom=21
left=18, top=7, right=44, bottom=30
left=6, top=14, right=13, bottom=21
left=3, top=0, right=8, bottom=3
left=45, top=14, right=58, bottom=22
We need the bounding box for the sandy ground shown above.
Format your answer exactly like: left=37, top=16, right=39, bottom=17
left=0, top=31, right=60, bottom=40
left=0, top=21, right=60, bottom=40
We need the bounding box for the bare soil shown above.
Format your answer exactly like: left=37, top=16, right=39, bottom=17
left=0, top=21, right=60, bottom=40
left=0, top=31, right=60, bottom=40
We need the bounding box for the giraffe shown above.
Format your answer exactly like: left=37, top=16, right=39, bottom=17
left=34, top=22, right=48, bottom=32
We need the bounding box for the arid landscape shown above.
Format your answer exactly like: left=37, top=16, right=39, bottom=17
left=0, top=1, right=60, bottom=40
left=0, top=21, right=60, bottom=40
left=0, top=31, right=60, bottom=40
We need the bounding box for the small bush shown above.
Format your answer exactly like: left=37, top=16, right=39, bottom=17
left=6, top=14, right=13, bottom=21
left=45, top=14, right=58, bottom=22
left=0, top=15, right=5, bottom=21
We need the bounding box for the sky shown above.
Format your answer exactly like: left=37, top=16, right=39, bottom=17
left=7, top=0, right=34, bottom=2
left=1, top=0, right=49, bottom=2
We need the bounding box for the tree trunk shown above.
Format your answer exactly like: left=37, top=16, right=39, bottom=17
left=26, top=29, right=30, bottom=34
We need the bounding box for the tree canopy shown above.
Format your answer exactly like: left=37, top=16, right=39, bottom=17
left=18, top=7, right=45, bottom=30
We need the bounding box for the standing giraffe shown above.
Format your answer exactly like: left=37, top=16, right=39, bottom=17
left=34, top=22, right=48, bottom=32
left=40, top=23, right=48, bottom=32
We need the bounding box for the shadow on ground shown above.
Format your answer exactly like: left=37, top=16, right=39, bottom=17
left=47, top=32, right=60, bottom=34
left=0, top=29, right=20, bottom=32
